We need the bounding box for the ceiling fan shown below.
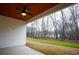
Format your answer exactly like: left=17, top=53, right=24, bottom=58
left=16, top=6, right=32, bottom=16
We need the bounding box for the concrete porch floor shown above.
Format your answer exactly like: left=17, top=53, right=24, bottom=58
left=0, top=46, right=44, bottom=55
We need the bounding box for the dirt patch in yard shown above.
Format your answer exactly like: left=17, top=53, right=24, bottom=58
left=27, top=41, right=79, bottom=55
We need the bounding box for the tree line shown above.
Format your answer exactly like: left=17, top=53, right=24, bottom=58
left=27, top=4, right=79, bottom=41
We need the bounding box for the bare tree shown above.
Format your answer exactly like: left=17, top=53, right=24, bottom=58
left=69, top=4, right=79, bottom=40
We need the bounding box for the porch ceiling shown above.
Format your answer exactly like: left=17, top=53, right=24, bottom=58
left=0, top=3, right=59, bottom=22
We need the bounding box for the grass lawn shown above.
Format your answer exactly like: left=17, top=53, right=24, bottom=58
left=27, top=38, right=79, bottom=48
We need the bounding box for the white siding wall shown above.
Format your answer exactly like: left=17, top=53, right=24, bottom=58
left=0, top=15, right=26, bottom=48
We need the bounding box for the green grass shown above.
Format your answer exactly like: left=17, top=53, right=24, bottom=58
left=27, top=38, right=79, bottom=48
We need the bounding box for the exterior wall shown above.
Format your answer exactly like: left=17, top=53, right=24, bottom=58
left=0, top=15, right=26, bottom=48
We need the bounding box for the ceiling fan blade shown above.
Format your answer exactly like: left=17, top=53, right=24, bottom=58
left=16, top=8, right=23, bottom=13
left=26, top=12, right=32, bottom=16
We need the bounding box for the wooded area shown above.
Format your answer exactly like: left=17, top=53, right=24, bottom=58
left=26, top=4, right=79, bottom=42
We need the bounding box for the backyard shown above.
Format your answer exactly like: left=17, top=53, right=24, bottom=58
left=27, top=38, right=79, bottom=55
left=26, top=4, right=79, bottom=55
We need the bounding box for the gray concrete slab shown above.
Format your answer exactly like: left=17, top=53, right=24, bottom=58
left=0, top=45, right=44, bottom=55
